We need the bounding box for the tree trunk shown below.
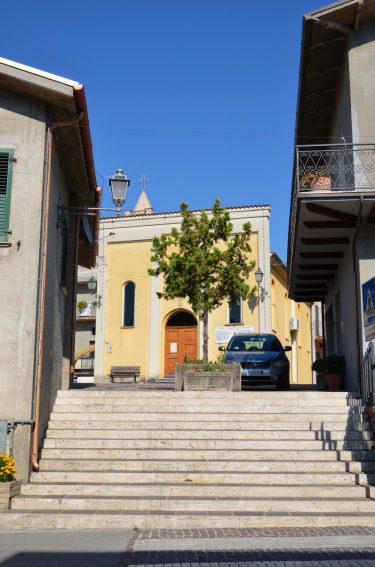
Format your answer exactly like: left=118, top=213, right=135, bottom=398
left=202, top=310, right=209, bottom=363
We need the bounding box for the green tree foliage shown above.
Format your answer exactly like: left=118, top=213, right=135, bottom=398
left=148, top=198, right=256, bottom=362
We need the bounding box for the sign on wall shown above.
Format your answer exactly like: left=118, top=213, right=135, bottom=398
left=362, top=276, right=375, bottom=341
left=215, top=326, right=254, bottom=344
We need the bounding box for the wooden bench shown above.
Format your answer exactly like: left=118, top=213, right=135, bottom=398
left=109, top=366, right=141, bottom=383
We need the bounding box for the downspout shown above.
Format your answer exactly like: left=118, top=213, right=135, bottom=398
left=30, top=112, right=84, bottom=471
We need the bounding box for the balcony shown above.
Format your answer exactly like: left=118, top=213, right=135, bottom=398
left=288, top=143, right=375, bottom=302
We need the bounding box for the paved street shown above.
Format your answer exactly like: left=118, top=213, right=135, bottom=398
left=0, top=526, right=375, bottom=567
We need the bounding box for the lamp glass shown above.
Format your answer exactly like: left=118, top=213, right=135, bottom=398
left=255, top=268, right=263, bottom=285
left=87, top=276, right=97, bottom=292
left=109, top=170, right=130, bottom=206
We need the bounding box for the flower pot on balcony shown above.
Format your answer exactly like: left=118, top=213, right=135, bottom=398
left=311, top=176, right=331, bottom=192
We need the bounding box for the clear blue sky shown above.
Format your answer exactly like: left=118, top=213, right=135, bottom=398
left=2, top=0, right=322, bottom=261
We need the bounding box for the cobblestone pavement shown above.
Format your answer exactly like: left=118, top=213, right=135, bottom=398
left=119, top=526, right=375, bottom=567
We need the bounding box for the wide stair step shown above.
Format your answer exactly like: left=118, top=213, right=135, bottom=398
left=2, top=390, right=375, bottom=530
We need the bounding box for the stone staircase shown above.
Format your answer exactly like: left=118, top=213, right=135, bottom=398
left=2, top=389, right=375, bottom=529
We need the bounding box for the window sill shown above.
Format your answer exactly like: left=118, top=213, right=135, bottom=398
left=0, top=241, right=12, bottom=248
left=121, top=326, right=135, bottom=329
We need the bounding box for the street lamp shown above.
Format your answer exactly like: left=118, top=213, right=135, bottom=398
left=87, top=276, right=102, bottom=308
left=255, top=268, right=264, bottom=286
left=254, top=267, right=266, bottom=302
left=57, top=168, right=131, bottom=232
left=109, top=169, right=130, bottom=215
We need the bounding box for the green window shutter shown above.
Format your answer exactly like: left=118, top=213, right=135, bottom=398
left=0, top=150, right=13, bottom=242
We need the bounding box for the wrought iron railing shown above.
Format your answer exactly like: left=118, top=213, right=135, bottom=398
left=288, top=143, right=375, bottom=265
left=296, top=143, right=375, bottom=193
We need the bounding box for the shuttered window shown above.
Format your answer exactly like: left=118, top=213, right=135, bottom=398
left=0, top=150, right=13, bottom=242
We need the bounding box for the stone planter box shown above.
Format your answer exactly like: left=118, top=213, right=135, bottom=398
left=175, top=363, right=241, bottom=391
left=0, top=480, right=21, bottom=512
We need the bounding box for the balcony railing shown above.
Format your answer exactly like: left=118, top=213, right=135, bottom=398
left=289, top=143, right=375, bottom=263
left=296, top=143, right=375, bottom=193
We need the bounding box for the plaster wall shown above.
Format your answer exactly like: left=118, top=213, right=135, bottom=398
left=270, top=268, right=311, bottom=384
left=327, top=241, right=358, bottom=391
left=0, top=87, right=73, bottom=481
left=0, top=89, right=46, bottom=480
left=348, top=21, right=375, bottom=143
left=330, top=55, right=352, bottom=141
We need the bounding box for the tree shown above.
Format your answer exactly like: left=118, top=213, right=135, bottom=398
left=148, top=198, right=257, bottom=363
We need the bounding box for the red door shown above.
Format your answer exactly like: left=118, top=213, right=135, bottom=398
left=164, top=326, right=197, bottom=375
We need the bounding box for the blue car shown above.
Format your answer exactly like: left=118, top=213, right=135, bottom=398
left=219, top=333, right=291, bottom=390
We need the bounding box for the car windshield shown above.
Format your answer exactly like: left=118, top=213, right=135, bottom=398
left=227, top=335, right=283, bottom=352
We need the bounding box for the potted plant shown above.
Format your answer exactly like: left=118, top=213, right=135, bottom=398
left=77, top=300, right=88, bottom=315
left=300, top=170, right=331, bottom=192
left=0, top=451, right=20, bottom=510
left=311, top=355, right=345, bottom=391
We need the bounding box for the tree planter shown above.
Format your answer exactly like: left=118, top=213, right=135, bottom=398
left=324, top=373, right=343, bottom=391
left=0, top=480, right=21, bottom=511
left=175, top=363, right=241, bottom=391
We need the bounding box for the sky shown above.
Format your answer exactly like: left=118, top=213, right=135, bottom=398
left=1, top=0, right=323, bottom=261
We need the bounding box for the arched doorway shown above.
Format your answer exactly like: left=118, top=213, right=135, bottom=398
left=164, top=311, right=198, bottom=375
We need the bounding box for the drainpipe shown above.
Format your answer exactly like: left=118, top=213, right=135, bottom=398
left=30, top=113, right=84, bottom=471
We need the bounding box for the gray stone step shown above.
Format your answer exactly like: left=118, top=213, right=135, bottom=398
left=19, top=482, right=371, bottom=499
left=1, top=511, right=375, bottom=530
left=39, top=448, right=374, bottom=462
left=45, top=428, right=373, bottom=441
left=38, top=458, right=356, bottom=473
left=11, top=495, right=375, bottom=513
left=42, top=438, right=373, bottom=451
left=47, top=419, right=370, bottom=431
left=6, top=388, right=375, bottom=531
left=49, top=411, right=367, bottom=423
left=24, top=470, right=363, bottom=484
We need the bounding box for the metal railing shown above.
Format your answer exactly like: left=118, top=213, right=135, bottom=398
left=288, top=143, right=375, bottom=265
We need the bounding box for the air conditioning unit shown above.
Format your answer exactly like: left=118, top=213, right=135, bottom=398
left=290, top=317, right=300, bottom=331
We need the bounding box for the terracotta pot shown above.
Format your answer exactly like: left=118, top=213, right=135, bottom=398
left=324, top=373, right=343, bottom=391
left=311, top=177, right=331, bottom=192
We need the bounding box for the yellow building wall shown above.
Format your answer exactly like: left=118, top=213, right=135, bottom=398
left=270, top=265, right=312, bottom=384
left=104, top=241, right=152, bottom=376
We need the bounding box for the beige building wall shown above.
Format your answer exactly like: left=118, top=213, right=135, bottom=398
left=270, top=256, right=312, bottom=384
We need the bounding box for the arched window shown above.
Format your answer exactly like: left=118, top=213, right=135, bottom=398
left=123, top=282, right=135, bottom=327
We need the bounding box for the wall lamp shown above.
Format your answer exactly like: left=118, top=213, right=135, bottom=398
left=255, top=267, right=267, bottom=302
left=57, top=168, right=130, bottom=233
left=87, top=276, right=102, bottom=308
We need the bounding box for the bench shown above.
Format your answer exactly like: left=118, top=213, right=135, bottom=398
left=109, top=366, right=141, bottom=383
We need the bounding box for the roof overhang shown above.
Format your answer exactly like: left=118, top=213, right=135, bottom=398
left=295, top=0, right=375, bottom=145
left=289, top=192, right=375, bottom=301
left=0, top=58, right=100, bottom=267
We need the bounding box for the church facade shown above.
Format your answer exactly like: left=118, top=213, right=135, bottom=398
left=94, top=193, right=312, bottom=382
